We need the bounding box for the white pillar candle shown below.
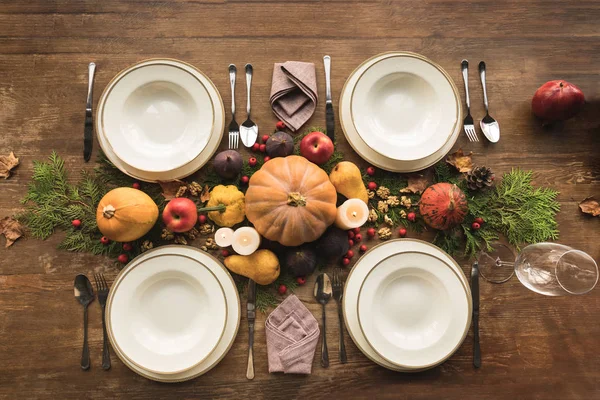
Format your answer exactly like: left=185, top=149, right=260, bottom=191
left=335, top=198, right=370, bottom=230
left=214, top=227, right=235, bottom=248
left=232, top=227, right=261, bottom=256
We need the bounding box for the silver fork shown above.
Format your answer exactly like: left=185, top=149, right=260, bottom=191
left=94, top=273, right=111, bottom=370
left=461, top=60, right=478, bottom=142
left=228, top=64, right=239, bottom=149
left=332, top=268, right=347, bottom=363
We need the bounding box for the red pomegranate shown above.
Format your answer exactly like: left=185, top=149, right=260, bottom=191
left=532, top=80, right=585, bottom=122
left=419, top=183, right=468, bottom=231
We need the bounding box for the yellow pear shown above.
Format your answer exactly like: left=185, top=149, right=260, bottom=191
left=224, top=249, right=280, bottom=285
left=329, top=161, right=369, bottom=203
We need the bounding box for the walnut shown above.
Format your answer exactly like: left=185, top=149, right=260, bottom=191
left=141, top=240, right=154, bottom=252
left=399, top=210, right=407, bottom=219
left=400, top=196, right=412, bottom=208
left=199, top=223, right=214, bottom=235
left=187, top=181, right=203, bottom=196
left=376, top=186, right=390, bottom=200
left=175, top=186, right=188, bottom=198
left=161, top=228, right=174, bottom=241
left=377, top=227, right=392, bottom=240
left=384, top=215, right=394, bottom=226
left=386, top=196, right=400, bottom=207
left=174, top=235, right=188, bottom=245
left=183, top=227, right=200, bottom=240
left=200, top=246, right=208, bottom=252
left=367, top=190, right=375, bottom=199
left=205, top=238, right=219, bottom=250
left=377, top=200, right=389, bottom=213
left=368, top=209, right=378, bottom=223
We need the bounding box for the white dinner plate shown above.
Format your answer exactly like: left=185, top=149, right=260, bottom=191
left=340, top=52, right=462, bottom=172
left=107, top=246, right=240, bottom=382
left=97, top=59, right=225, bottom=182
left=108, top=252, right=227, bottom=374
left=343, top=239, right=471, bottom=372
left=102, top=63, right=214, bottom=172
left=351, top=55, right=458, bottom=161
left=358, top=251, right=470, bottom=369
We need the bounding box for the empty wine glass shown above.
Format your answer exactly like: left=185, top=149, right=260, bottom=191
left=477, top=241, right=515, bottom=284
left=515, top=243, right=598, bottom=296
left=478, top=241, right=598, bottom=296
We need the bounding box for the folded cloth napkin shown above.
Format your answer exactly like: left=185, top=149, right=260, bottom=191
left=270, top=61, right=318, bottom=132
left=265, top=294, right=320, bottom=374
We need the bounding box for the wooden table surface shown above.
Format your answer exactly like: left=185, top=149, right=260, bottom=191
left=1, top=1, right=599, bottom=399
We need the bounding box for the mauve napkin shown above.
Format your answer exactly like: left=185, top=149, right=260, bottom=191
left=270, top=62, right=318, bottom=132
left=265, top=295, right=320, bottom=374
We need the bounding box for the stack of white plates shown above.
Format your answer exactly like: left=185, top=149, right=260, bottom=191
left=340, top=52, right=462, bottom=172
left=97, top=59, right=225, bottom=182
left=343, top=239, right=471, bottom=371
left=106, top=246, right=240, bottom=382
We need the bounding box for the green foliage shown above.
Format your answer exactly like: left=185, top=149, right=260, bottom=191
left=435, top=168, right=560, bottom=257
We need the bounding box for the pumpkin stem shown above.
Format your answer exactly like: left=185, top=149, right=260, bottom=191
left=287, top=192, right=307, bottom=207
left=198, top=204, right=227, bottom=214
left=102, top=205, right=116, bottom=219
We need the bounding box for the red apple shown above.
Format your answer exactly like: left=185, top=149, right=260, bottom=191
left=300, top=131, right=334, bottom=165
left=162, top=197, right=198, bottom=233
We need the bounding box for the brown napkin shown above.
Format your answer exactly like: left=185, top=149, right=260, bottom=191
left=265, top=295, right=319, bottom=374
left=270, top=62, right=318, bottom=132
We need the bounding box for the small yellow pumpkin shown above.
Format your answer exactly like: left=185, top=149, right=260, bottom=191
left=96, top=187, right=159, bottom=242
left=206, top=185, right=245, bottom=227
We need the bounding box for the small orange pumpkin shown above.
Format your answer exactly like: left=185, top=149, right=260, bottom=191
left=245, top=155, right=337, bottom=246
left=96, top=187, right=159, bottom=242
left=419, top=183, right=468, bottom=230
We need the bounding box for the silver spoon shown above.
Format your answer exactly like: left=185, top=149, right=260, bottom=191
left=314, top=273, right=332, bottom=368
left=240, top=64, right=258, bottom=147
left=478, top=61, right=500, bottom=143
left=74, top=274, right=95, bottom=370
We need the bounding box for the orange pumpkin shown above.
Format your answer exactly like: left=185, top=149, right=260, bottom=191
left=245, top=155, right=337, bottom=246
left=419, top=183, right=468, bottom=230
left=96, top=187, right=159, bottom=242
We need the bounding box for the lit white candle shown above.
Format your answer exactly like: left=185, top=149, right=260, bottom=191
left=214, top=227, right=235, bottom=248
left=232, top=227, right=261, bottom=256
left=335, top=198, right=369, bottom=230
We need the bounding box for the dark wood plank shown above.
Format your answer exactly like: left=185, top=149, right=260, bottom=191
left=1, top=0, right=599, bottom=399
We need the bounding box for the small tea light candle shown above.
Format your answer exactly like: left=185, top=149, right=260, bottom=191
left=214, top=227, right=235, bottom=248
left=335, top=198, right=369, bottom=230
left=232, top=227, right=261, bottom=256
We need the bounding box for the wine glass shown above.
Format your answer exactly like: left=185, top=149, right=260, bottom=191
left=477, top=241, right=515, bottom=284
left=515, top=243, right=598, bottom=296
left=478, top=241, right=598, bottom=296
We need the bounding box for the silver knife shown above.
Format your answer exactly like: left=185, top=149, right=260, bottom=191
left=83, top=62, right=96, bottom=162
left=471, top=261, right=481, bottom=368
left=246, top=279, right=256, bottom=379
left=323, top=55, right=334, bottom=143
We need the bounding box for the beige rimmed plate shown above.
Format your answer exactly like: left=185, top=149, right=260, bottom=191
left=340, top=52, right=461, bottom=172
left=343, top=239, right=471, bottom=372
left=106, top=245, right=240, bottom=382
left=357, top=251, right=470, bottom=369
left=97, top=59, right=225, bottom=182
left=351, top=54, right=458, bottom=161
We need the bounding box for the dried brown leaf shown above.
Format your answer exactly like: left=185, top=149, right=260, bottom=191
left=400, top=174, right=429, bottom=194
left=446, top=149, right=473, bottom=173
left=579, top=197, right=600, bottom=217
left=0, top=152, right=19, bottom=179
left=158, top=179, right=186, bottom=201
left=0, top=216, right=24, bottom=247
left=200, top=185, right=210, bottom=203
